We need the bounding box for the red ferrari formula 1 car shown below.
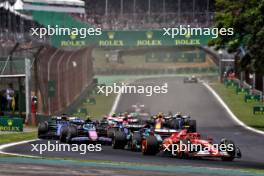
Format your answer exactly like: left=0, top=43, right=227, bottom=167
left=143, top=129, right=242, bottom=161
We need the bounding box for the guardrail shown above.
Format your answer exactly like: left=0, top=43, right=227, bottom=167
left=95, top=66, right=218, bottom=75
left=36, top=46, right=94, bottom=115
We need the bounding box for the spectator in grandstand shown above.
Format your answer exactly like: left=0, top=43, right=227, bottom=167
left=74, top=0, right=215, bottom=30
left=0, top=90, right=7, bottom=111
left=228, top=71, right=236, bottom=80
left=5, top=83, right=15, bottom=111
left=0, top=89, right=6, bottom=111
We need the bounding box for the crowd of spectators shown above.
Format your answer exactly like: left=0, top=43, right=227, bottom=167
left=0, top=7, right=44, bottom=49
left=75, top=0, right=215, bottom=30
left=0, top=0, right=215, bottom=43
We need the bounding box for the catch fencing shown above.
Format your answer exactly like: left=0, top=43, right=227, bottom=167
left=36, top=46, right=94, bottom=115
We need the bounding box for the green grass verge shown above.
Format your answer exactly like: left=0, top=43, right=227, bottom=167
left=212, top=83, right=264, bottom=131
left=73, top=93, right=116, bottom=120
left=0, top=132, right=37, bottom=145
left=92, top=48, right=214, bottom=71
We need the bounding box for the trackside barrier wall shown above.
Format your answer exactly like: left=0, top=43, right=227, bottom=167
left=95, top=67, right=218, bottom=75
left=36, top=46, right=94, bottom=115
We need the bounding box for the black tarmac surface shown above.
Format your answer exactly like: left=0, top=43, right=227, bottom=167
left=3, top=77, right=264, bottom=170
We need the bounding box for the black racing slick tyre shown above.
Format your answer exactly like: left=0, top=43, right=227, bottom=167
left=178, top=139, right=189, bottom=159
left=59, top=126, right=68, bottom=143
left=66, top=126, right=78, bottom=144
left=107, top=128, right=116, bottom=138
left=220, top=139, right=236, bottom=161
left=188, top=120, right=197, bottom=132
left=38, top=122, right=48, bottom=139
left=112, top=131, right=127, bottom=149
left=141, top=136, right=159, bottom=155
left=170, top=120, right=179, bottom=130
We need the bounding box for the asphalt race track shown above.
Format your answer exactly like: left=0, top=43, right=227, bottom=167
left=3, top=77, right=264, bottom=170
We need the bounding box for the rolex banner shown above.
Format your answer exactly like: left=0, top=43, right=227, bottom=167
left=54, top=30, right=213, bottom=48
left=31, top=11, right=213, bottom=48
left=0, top=117, right=23, bottom=132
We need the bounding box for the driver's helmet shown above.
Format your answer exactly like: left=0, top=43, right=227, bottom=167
left=85, top=116, right=92, bottom=123
left=144, top=123, right=151, bottom=129
left=61, top=114, right=68, bottom=120
left=157, top=112, right=164, bottom=119
left=168, top=111, right=173, bottom=117
left=123, top=116, right=128, bottom=122
left=112, top=113, right=116, bottom=117
left=175, top=112, right=182, bottom=118
left=184, top=113, right=191, bottom=119
left=124, top=112, right=129, bottom=117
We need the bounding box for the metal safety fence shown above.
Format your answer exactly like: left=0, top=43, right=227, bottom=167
left=36, top=46, right=94, bottom=115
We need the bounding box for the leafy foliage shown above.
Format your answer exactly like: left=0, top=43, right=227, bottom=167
left=210, top=0, right=264, bottom=74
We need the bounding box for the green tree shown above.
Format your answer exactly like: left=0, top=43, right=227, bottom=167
left=210, top=0, right=264, bottom=74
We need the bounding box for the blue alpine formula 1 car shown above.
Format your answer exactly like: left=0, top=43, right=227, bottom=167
left=38, top=115, right=111, bottom=144
left=38, top=115, right=70, bottom=139
left=60, top=121, right=112, bottom=144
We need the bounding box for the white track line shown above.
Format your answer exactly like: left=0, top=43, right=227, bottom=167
left=109, top=90, right=122, bottom=115
left=0, top=139, right=40, bottom=157
left=203, top=82, right=264, bottom=136
left=109, top=81, right=136, bottom=115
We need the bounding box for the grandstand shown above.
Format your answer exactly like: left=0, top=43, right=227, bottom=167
left=0, top=0, right=85, bottom=46
left=0, top=0, right=93, bottom=120
left=81, top=0, right=215, bottom=30
left=0, top=0, right=216, bottom=47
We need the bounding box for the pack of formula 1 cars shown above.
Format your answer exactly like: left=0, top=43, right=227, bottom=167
left=38, top=109, right=242, bottom=161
